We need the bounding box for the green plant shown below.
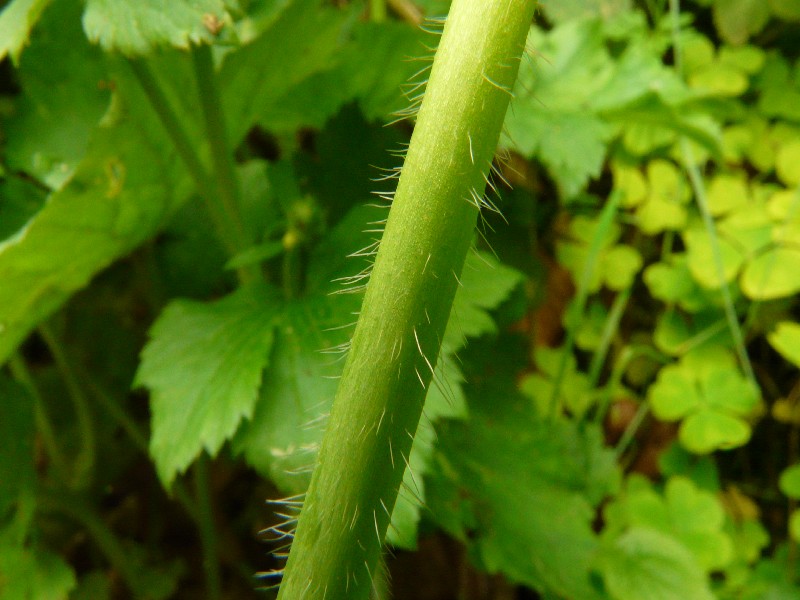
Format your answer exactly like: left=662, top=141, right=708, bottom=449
left=276, top=2, right=536, bottom=597
left=4, top=1, right=800, bottom=599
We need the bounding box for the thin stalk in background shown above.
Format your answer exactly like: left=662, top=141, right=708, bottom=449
left=9, top=354, right=70, bottom=483
left=277, top=2, right=537, bottom=598
left=195, top=454, right=222, bottom=600
left=38, top=488, right=147, bottom=597
left=128, top=56, right=258, bottom=285
left=38, top=323, right=95, bottom=490
left=548, top=192, right=622, bottom=418
left=191, top=45, right=258, bottom=285
left=668, top=0, right=757, bottom=392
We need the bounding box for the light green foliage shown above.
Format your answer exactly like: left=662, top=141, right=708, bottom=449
left=3, top=0, right=800, bottom=598
left=603, top=475, right=733, bottom=571
left=521, top=346, right=594, bottom=416
left=595, top=527, right=715, bottom=600
left=430, top=392, right=619, bottom=600
left=648, top=348, right=759, bottom=453
left=768, top=321, right=800, bottom=368
left=557, top=214, right=643, bottom=293
left=0, top=534, right=77, bottom=600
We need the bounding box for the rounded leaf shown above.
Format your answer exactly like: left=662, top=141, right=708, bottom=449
left=679, top=409, right=751, bottom=454
left=768, top=321, right=800, bottom=368
left=779, top=464, right=800, bottom=498
left=597, top=527, right=715, bottom=600
left=740, top=247, right=800, bottom=300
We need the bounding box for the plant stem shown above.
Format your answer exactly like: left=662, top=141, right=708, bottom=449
left=9, top=354, right=70, bottom=483
left=668, top=0, right=757, bottom=391
left=549, top=192, right=622, bottom=418
left=194, top=454, right=222, bottom=600
left=38, top=323, right=95, bottom=490
left=128, top=57, right=257, bottom=285
left=370, top=0, right=387, bottom=22
left=277, top=2, right=536, bottom=598
left=38, top=488, right=147, bottom=597
left=588, top=287, right=631, bottom=389
left=85, top=377, right=200, bottom=522
left=191, top=45, right=258, bottom=285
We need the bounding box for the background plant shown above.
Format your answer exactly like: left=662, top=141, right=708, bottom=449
left=1, top=0, right=800, bottom=599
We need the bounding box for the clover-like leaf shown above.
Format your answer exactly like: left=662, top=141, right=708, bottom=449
left=602, top=475, right=733, bottom=572
left=596, top=527, right=716, bottom=600
left=649, top=350, right=758, bottom=454
left=779, top=464, right=800, bottom=499
left=634, top=160, right=691, bottom=234
left=740, top=247, right=800, bottom=300
left=557, top=214, right=642, bottom=294
left=776, top=140, right=800, bottom=187
left=644, top=256, right=722, bottom=312
left=768, top=321, right=800, bottom=368
left=707, top=173, right=750, bottom=216
left=521, top=346, right=594, bottom=417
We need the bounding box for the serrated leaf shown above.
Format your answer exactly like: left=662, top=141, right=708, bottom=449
left=0, top=0, right=53, bottom=63
left=430, top=405, right=617, bottom=599
left=221, top=1, right=348, bottom=145
left=443, top=251, right=523, bottom=350
left=83, top=0, right=233, bottom=56
left=507, top=21, right=615, bottom=198
left=264, top=21, right=427, bottom=130
left=597, top=527, right=715, bottom=600
left=137, top=286, right=279, bottom=486
left=768, top=321, right=800, bottom=368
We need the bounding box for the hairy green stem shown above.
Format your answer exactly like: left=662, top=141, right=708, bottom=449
left=38, top=323, right=95, bottom=489
left=277, top=2, right=536, bottom=598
